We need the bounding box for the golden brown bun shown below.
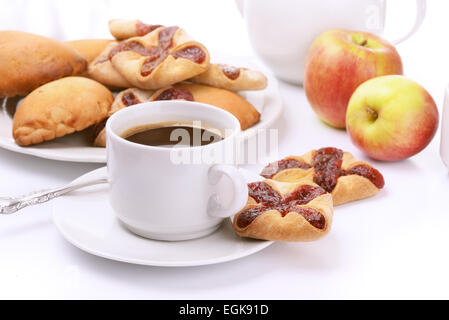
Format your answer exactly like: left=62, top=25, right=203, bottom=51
left=87, top=41, right=132, bottom=88
left=174, top=83, right=260, bottom=130
left=191, top=64, right=268, bottom=91
left=65, top=39, right=115, bottom=63
left=0, top=31, right=87, bottom=98
left=233, top=180, right=333, bottom=242
left=13, top=77, right=113, bottom=146
left=266, top=149, right=384, bottom=206
left=111, top=27, right=210, bottom=90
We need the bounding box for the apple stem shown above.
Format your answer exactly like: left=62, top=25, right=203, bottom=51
left=352, top=34, right=369, bottom=47
left=366, top=106, right=378, bottom=121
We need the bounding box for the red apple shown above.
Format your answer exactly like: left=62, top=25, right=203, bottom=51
left=304, top=29, right=403, bottom=128
left=346, top=75, right=439, bottom=161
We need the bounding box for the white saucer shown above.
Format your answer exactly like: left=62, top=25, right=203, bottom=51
left=0, top=53, right=282, bottom=163
left=52, top=167, right=273, bottom=267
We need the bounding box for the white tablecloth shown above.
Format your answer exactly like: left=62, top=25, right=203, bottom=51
left=1, top=0, right=449, bottom=299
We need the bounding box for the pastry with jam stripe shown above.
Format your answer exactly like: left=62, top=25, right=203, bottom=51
left=109, top=19, right=163, bottom=40
left=261, top=147, right=385, bottom=206
left=87, top=41, right=132, bottom=89
left=190, top=63, right=268, bottom=91
left=233, top=180, right=333, bottom=242
left=110, top=26, right=210, bottom=90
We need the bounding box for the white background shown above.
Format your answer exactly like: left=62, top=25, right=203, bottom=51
left=1, top=0, right=449, bottom=299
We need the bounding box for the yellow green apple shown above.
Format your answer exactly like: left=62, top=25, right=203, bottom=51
left=304, top=29, right=403, bottom=128
left=346, top=75, right=439, bottom=161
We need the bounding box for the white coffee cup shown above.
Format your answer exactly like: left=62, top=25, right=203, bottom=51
left=440, top=85, right=449, bottom=169
left=106, top=101, right=248, bottom=241
left=236, top=0, right=426, bottom=84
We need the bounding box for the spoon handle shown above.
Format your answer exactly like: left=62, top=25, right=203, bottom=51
left=0, top=178, right=108, bottom=215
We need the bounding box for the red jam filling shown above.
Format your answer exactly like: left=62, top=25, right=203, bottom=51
left=237, top=182, right=326, bottom=229
left=121, top=92, right=141, bottom=107
left=283, top=185, right=327, bottom=205
left=108, top=41, right=149, bottom=60
left=261, top=147, right=385, bottom=192
left=171, top=46, right=206, bottom=64
left=153, top=88, right=194, bottom=101
left=158, top=26, right=179, bottom=48
left=261, top=159, right=311, bottom=179
left=347, top=165, right=385, bottom=189
left=107, top=26, right=179, bottom=76
left=136, top=21, right=163, bottom=36
left=248, top=182, right=282, bottom=206
left=218, top=64, right=241, bottom=80
left=141, top=27, right=179, bottom=76
left=107, top=26, right=205, bottom=77
left=312, top=147, right=346, bottom=193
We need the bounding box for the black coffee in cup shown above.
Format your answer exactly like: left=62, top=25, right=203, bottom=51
left=122, top=122, right=224, bottom=148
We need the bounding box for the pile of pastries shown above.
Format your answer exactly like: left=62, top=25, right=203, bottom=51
left=0, top=19, right=268, bottom=147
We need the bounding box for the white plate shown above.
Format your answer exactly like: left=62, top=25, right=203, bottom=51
left=52, top=167, right=273, bottom=267
left=0, top=54, right=282, bottom=163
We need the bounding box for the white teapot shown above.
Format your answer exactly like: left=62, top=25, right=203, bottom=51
left=236, top=0, right=426, bottom=84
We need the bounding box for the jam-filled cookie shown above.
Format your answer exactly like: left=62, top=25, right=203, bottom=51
left=190, top=64, right=268, bottom=91
left=233, top=180, right=333, bottom=242
left=261, top=147, right=385, bottom=206
left=0, top=31, right=87, bottom=98
left=87, top=41, right=132, bottom=89
left=13, top=77, right=113, bottom=146
left=109, top=19, right=163, bottom=40
left=110, top=26, right=210, bottom=90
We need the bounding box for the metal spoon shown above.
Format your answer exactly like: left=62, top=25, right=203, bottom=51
left=0, top=168, right=265, bottom=215
left=0, top=177, right=108, bottom=215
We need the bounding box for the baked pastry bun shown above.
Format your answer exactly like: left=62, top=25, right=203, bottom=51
left=191, top=64, right=268, bottom=91
left=0, top=31, right=87, bottom=98
left=233, top=179, right=333, bottom=242
left=110, top=26, right=210, bottom=90
left=66, top=39, right=115, bottom=63
left=174, top=83, right=260, bottom=130
left=87, top=41, right=132, bottom=88
left=109, top=19, right=163, bottom=40
left=261, top=147, right=385, bottom=206
left=13, top=77, right=113, bottom=146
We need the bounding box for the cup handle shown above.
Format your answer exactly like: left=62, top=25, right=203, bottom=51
left=207, top=164, right=248, bottom=218
left=389, top=0, right=426, bottom=45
